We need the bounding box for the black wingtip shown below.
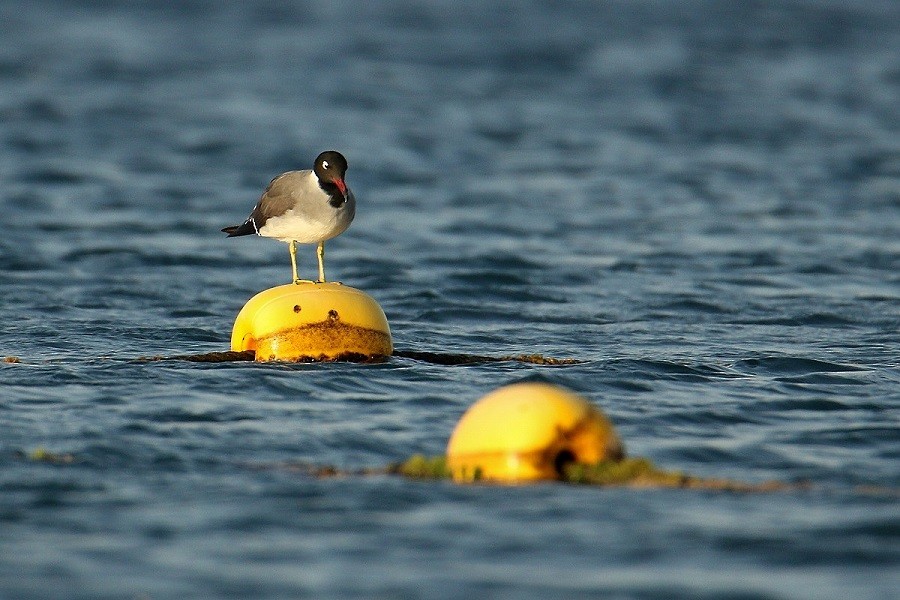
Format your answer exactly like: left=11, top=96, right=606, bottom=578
left=222, top=222, right=255, bottom=237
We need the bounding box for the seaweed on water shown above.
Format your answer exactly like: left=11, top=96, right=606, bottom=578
left=135, top=351, right=256, bottom=363
left=6, top=448, right=864, bottom=493
left=561, top=458, right=793, bottom=491
left=134, top=349, right=580, bottom=365
left=390, top=454, right=794, bottom=491
left=16, top=447, right=75, bottom=464
left=389, top=454, right=452, bottom=479
left=393, top=350, right=580, bottom=365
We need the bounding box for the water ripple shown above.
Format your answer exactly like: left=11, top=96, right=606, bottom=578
left=734, top=357, right=868, bottom=375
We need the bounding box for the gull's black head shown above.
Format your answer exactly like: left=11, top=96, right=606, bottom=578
left=314, top=151, right=349, bottom=204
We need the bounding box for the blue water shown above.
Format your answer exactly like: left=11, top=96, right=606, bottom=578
left=1, top=0, right=898, bottom=598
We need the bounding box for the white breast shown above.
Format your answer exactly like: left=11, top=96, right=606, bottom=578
left=259, top=207, right=352, bottom=244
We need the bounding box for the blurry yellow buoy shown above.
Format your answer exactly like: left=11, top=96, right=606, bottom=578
left=446, top=382, right=624, bottom=483
left=231, top=283, right=392, bottom=362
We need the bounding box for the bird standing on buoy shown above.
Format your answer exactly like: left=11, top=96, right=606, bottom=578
left=222, top=151, right=355, bottom=284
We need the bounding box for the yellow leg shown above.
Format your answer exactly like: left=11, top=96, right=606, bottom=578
left=316, top=241, right=326, bottom=283
left=289, top=240, right=300, bottom=284
left=289, top=240, right=316, bottom=284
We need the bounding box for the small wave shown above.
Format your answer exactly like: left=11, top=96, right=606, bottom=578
left=131, top=408, right=259, bottom=425
left=774, top=373, right=870, bottom=386
left=848, top=250, right=899, bottom=271
left=602, top=379, right=654, bottom=393
left=797, top=263, right=846, bottom=275
left=735, top=313, right=857, bottom=326
left=734, top=357, right=867, bottom=375
left=614, top=359, right=741, bottom=381
left=652, top=298, right=735, bottom=315
left=724, top=251, right=784, bottom=268
left=15, top=166, right=88, bottom=185
left=764, top=397, right=854, bottom=412
left=168, top=309, right=219, bottom=319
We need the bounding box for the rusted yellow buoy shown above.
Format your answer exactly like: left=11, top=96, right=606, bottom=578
left=231, top=282, right=392, bottom=362
left=446, top=382, right=624, bottom=483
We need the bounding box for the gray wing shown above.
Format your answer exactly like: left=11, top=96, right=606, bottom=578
left=250, top=170, right=313, bottom=228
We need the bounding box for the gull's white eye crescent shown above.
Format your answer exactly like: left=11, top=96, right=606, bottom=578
left=322, top=160, right=330, bottom=169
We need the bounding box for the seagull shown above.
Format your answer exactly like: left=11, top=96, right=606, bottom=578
left=222, top=151, right=355, bottom=284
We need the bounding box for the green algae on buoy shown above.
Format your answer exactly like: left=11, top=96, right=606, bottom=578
left=231, top=282, right=392, bottom=362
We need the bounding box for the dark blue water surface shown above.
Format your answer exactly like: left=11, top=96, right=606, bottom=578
left=1, top=0, right=898, bottom=598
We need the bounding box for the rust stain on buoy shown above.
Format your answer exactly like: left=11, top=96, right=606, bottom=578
left=253, top=319, right=393, bottom=362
